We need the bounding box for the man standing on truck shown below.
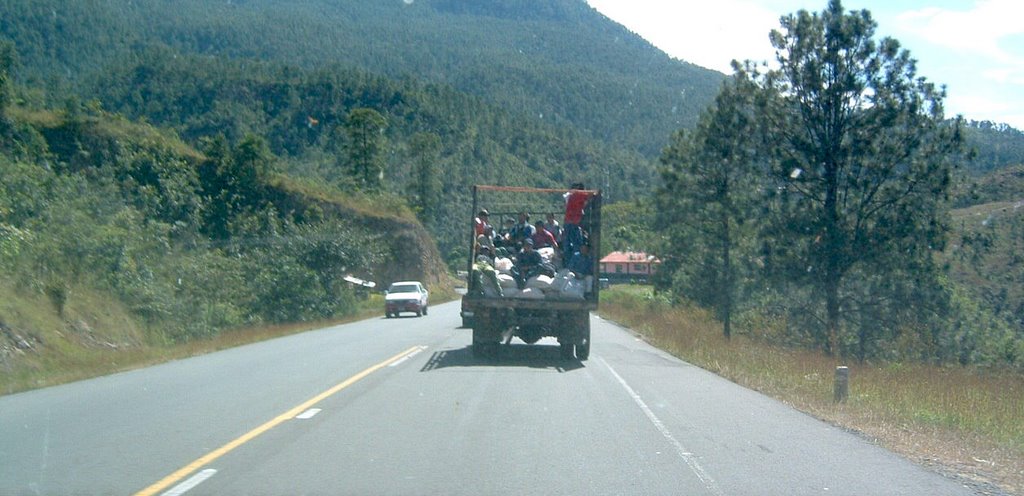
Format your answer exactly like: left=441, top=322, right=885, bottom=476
left=563, top=183, right=592, bottom=260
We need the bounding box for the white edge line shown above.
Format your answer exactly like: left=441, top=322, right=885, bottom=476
left=388, top=346, right=427, bottom=367
left=160, top=469, right=217, bottom=496
left=597, top=357, right=723, bottom=496
left=295, top=408, right=322, bottom=420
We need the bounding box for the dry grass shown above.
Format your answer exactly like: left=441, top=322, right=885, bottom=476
left=272, top=175, right=419, bottom=223
left=599, top=285, right=1024, bottom=495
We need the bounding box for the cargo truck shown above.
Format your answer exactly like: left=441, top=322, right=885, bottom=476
left=461, top=185, right=601, bottom=360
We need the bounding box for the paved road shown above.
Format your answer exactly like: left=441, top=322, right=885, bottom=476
left=0, top=301, right=975, bottom=495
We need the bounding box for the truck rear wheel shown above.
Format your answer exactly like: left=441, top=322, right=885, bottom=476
left=560, top=342, right=575, bottom=359
left=576, top=314, right=591, bottom=360
left=472, top=310, right=501, bottom=358
left=576, top=340, right=590, bottom=360
left=472, top=327, right=485, bottom=356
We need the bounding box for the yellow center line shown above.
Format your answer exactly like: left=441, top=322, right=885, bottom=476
left=134, top=345, right=424, bottom=496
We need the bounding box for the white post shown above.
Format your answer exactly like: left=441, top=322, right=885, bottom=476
left=834, top=366, right=849, bottom=403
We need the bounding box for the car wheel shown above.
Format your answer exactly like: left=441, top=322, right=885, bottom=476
left=423, top=305, right=428, bottom=315
left=385, top=312, right=392, bottom=318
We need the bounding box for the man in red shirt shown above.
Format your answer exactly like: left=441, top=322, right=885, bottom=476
left=563, top=183, right=591, bottom=260
left=531, top=220, right=558, bottom=250
left=564, top=184, right=589, bottom=226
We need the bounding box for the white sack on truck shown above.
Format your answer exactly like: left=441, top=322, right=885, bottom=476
left=550, top=269, right=572, bottom=293
left=497, top=273, right=517, bottom=288
left=494, top=257, right=513, bottom=274
left=525, top=274, right=554, bottom=290
left=561, top=277, right=585, bottom=299
left=537, top=247, right=555, bottom=263
left=517, top=288, right=545, bottom=299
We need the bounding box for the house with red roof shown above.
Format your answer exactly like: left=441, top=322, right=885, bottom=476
left=599, top=251, right=660, bottom=283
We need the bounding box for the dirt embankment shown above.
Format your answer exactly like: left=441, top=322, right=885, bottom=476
left=267, top=184, right=451, bottom=291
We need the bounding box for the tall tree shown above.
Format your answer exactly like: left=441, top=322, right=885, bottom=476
left=232, top=134, right=275, bottom=189
left=344, top=108, right=388, bottom=191
left=658, top=76, right=760, bottom=339
left=408, top=131, right=442, bottom=225
left=199, top=134, right=275, bottom=239
left=0, top=40, right=14, bottom=133
left=740, top=0, right=963, bottom=356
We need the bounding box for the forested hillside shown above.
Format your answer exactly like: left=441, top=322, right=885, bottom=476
left=0, top=100, right=448, bottom=331
left=0, top=0, right=723, bottom=158
left=956, top=165, right=1024, bottom=207
left=949, top=199, right=1024, bottom=335
left=88, top=51, right=658, bottom=262
left=962, top=121, right=1024, bottom=176
left=1, top=0, right=720, bottom=266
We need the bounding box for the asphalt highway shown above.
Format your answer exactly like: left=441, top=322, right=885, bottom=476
left=0, top=300, right=976, bottom=495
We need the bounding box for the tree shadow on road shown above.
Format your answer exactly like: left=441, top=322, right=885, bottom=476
left=419, top=344, right=585, bottom=373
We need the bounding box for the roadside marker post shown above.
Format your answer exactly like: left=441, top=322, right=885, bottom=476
left=834, top=366, right=849, bottom=403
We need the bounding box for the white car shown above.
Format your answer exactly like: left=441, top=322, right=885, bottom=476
left=384, top=281, right=429, bottom=318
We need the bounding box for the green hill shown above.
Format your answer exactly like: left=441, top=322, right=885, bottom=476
left=1, top=0, right=722, bottom=264
left=955, top=164, right=1024, bottom=208
left=0, top=100, right=450, bottom=392
left=0, top=0, right=723, bottom=158
left=947, top=162, right=1024, bottom=336
left=962, top=121, right=1024, bottom=176
left=948, top=199, right=1024, bottom=334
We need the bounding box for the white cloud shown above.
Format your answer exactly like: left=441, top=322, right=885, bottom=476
left=587, top=0, right=781, bottom=72
left=893, top=1, right=1024, bottom=127
left=944, top=89, right=1024, bottom=129
left=587, top=0, right=1024, bottom=128
left=983, top=67, right=1024, bottom=86
left=896, top=0, right=1024, bottom=64
left=947, top=92, right=1012, bottom=116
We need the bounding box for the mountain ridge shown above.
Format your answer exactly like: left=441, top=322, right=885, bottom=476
left=1, top=0, right=724, bottom=159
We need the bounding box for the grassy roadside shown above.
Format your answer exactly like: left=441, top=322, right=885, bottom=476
left=1, top=284, right=460, bottom=396
left=598, top=285, right=1024, bottom=495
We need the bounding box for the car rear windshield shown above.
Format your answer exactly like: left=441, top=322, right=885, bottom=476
left=389, top=284, right=418, bottom=293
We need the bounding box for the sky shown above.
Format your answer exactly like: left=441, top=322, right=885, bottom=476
left=586, top=0, right=1024, bottom=130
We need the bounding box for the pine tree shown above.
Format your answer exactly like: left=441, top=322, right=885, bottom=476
left=739, top=0, right=964, bottom=357
left=0, top=41, right=14, bottom=134
left=344, top=108, right=388, bottom=191
left=659, top=76, right=760, bottom=339
left=408, top=132, right=442, bottom=226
